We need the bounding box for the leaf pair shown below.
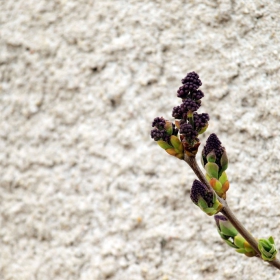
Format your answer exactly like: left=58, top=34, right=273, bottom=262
left=157, top=135, right=184, bottom=160
left=215, top=215, right=257, bottom=257
left=206, top=172, right=229, bottom=199
left=258, top=237, right=278, bottom=261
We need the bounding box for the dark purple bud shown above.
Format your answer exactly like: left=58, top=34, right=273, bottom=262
left=152, top=117, right=166, bottom=130
left=192, top=89, right=204, bottom=100
left=180, top=123, right=198, bottom=141
left=177, top=72, right=202, bottom=99
left=181, top=72, right=202, bottom=90
left=180, top=98, right=200, bottom=113
left=193, top=113, right=210, bottom=131
left=172, top=106, right=183, bottom=119
left=202, top=134, right=225, bottom=169
left=177, top=87, right=204, bottom=101
left=150, top=128, right=170, bottom=142
left=177, top=84, right=195, bottom=99
left=177, top=85, right=188, bottom=99
left=190, top=179, right=214, bottom=207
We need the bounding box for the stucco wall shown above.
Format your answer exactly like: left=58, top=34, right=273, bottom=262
left=1, top=0, right=280, bottom=279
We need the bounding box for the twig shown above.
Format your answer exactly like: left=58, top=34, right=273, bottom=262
left=184, top=154, right=280, bottom=270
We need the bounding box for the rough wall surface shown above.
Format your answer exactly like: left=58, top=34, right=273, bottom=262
left=1, top=0, right=280, bottom=279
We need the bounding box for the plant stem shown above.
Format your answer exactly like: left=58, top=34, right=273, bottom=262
left=184, top=154, right=280, bottom=270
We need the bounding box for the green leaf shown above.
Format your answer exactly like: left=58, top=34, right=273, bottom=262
left=220, top=150, right=228, bottom=173
left=210, top=178, right=223, bottom=193
left=198, top=197, right=208, bottom=209
left=206, top=151, right=216, bottom=163
left=157, top=141, right=173, bottom=150
left=170, top=135, right=183, bottom=153
left=219, top=172, right=228, bottom=185
left=268, top=236, right=275, bottom=244
left=165, top=148, right=177, bottom=156
left=258, top=237, right=278, bottom=261
left=198, top=124, right=208, bottom=135
left=205, top=162, right=219, bottom=179
left=220, top=223, right=238, bottom=238
left=244, top=246, right=254, bottom=253
left=204, top=208, right=219, bottom=216
left=236, top=248, right=246, bottom=254
left=213, top=199, right=223, bottom=210
left=234, top=235, right=245, bottom=248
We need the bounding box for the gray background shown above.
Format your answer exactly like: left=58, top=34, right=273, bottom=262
left=1, top=0, right=280, bottom=279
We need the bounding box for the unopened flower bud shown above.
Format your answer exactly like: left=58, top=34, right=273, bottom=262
left=151, top=118, right=178, bottom=143
left=151, top=129, right=169, bottom=142
left=192, top=89, right=204, bottom=100
left=190, top=180, right=223, bottom=215
left=152, top=117, right=166, bottom=130
left=180, top=123, right=198, bottom=143
left=172, top=106, right=183, bottom=119
left=180, top=98, right=200, bottom=113
left=177, top=72, right=203, bottom=100
left=202, top=134, right=229, bottom=196
left=181, top=72, right=202, bottom=90
left=193, top=113, right=209, bottom=134
left=214, top=215, right=238, bottom=239
left=202, top=134, right=225, bottom=169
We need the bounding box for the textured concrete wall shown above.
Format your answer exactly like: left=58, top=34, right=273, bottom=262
left=1, top=0, right=280, bottom=279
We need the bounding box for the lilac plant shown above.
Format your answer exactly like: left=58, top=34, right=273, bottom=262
left=150, top=72, right=279, bottom=269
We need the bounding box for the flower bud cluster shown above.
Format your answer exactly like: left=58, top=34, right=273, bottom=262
left=150, top=72, right=280, bottom=267
left=202, top=134, right=225, bottom=170
left=180, top=99, right=200, bottom=113
left=190, top=180, right=222, bottom=215
left=150, top=129, right=169, bottom=142
left=150, top=117, right=178, bottom=144
left=152, top=117, right=166, bottom=130
left=150, top=117, right=183, bottom=159
left=172, top=72, right=209, bottom=148
left=193, top=113, right=209, bottom=132
left=150, top=71, right=209, bottom=158
left=192, top=90, right=204, bottom=100
left=178, top=72, right=203, bottom=98
left=201, top=134, right=229, bottom=199
left=179, top=123, right=198, bottom=139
